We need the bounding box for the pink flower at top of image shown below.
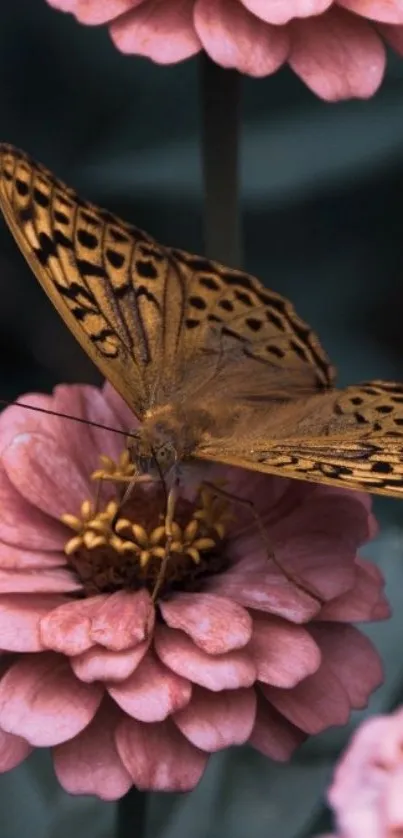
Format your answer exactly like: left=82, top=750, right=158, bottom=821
left=47, top=0, right=403, bottom=101
left=0, top=381, right=389, bottom=799
left=324, top=707, right=403, bottom=838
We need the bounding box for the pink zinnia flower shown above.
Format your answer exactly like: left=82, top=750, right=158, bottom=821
left=46, top=1, right=403, bottom=100
left=0, top=382, right=388, bottom=799
left=326, top=707, right=403, bottom=838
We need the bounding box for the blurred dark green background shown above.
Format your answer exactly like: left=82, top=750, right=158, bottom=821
left=2, top=2, right=403, bottom=836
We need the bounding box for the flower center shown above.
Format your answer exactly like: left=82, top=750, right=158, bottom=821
left=61, top=451, right=231, bottom=598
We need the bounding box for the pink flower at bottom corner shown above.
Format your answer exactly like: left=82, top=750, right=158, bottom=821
left=45, top=0, right=403, bottom=100
left=325, top=707, right=403, bottom=838
left=0, top=381, right=390, bottom=799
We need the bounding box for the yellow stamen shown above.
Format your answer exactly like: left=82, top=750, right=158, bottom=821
left=65, top=536, right=84, bottom=555
left=184, top=519, right=198, bottom=540
left=150, top=526, right=166, bottom=545
left=61, top=451, right=231, bottom=596
left=186, top=548, right=201, bottom=564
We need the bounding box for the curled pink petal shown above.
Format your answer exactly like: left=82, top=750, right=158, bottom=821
left=71, top=641, right=150, bottom=683
left=0, top=726, right=32, bottom=771
left=174, top=686, right=256, bottom=751
left=327, top=709, right=403, bottom=838
left=249, top=615, right=321, bottom=687
left=241, top=0, right=332, bottom=25
left=54, top=701, right=132, bottom=800
left=289, top=6, right=386, bottom=101
left=89, top=590, right=154, bottom=651
left=195, top=0, right=289, bottom=76
left=339, top=0, right=403, bottom=24
left=110, top=0, right=201, bottom=63
left=0, top=542, right=65, bottom=570
left=0, top=653, right=103, bottom=745
left=209, top=567, right=320, bottom=622
left=0, top=594, right=67, bottom=652
left=116, top=715, right=207, bottom=791
left=155, top=626, right=256, bottom=691
left=378, top=22, right=403, bottom=53
left=2, top=433, right=91, bottom=518
left=108, top=652, right=192, bottom=721
left=263, top=660, right=351, bottom=734
left=0, top=465, right=66, bottom=550
left=0, top=567, right=80, bottom=595
left=316, top=560, right=389, bottom=622
left=40, top=597, right=107, bottom=655
left=0, top=393, right=54, bottom=455
left=160, top=593, right=252, bottom=654
left=249, top=695, right=306, bottom=760
left=48, top=0, right=144, bottom=25
left=309, top=623, right=383, bottom=709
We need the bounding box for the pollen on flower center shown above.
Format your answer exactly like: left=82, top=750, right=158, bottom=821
left=61, top=452, right=231, bottom=597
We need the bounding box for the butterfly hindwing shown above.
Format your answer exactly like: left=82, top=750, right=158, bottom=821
left=196, top=381, right=403, bottom=497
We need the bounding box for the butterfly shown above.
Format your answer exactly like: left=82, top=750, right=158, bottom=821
left=1, top=142, right=403, bottom=501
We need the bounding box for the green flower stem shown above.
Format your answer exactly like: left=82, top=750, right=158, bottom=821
left=200, top=54, right=243, bottom=267
left=116, top=786, right=148, bottom=838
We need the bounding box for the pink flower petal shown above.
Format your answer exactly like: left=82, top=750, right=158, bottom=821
left=71, top=641, right=150, bottom=683
left=327, top=712, right=403, bottom=838
left=249, top=615, right=321, bottom=687
left=110, top=0, right=201, bottom=63
left=0, top=567, right=79, bottom=595
left=53, top=701, right=132, bottom=800
left=0, top=393, right=53, bottom=455
left=155, top=625, right=256, bottom=691
left=248, top=694, right=306, bottom=760
left=160, top=593, right=252, bottom=654
left=116, top=716, right=207, bottom=791
left=0, top=594, right=67, bottom=652
left=2, top=432, right=92, bottom=518
left=241, top=0, right=332, bottom=25
left=174, top=685, right=256, bottom=751
left=108, top=652, right=192, bottom=722
left=262, top=660, right=351, bottom=734
left=51, top=384, right=125, bottom=478
left=40, top=597, right=108, bottom=655
left=289, top=6, right=386, bottom=101
left=48, top=0, right=144, bottom=25
left=339, top=0, right=403, bottom=24
left=194, top=0, right=289, bottom=76
left=0, top=465, right=66, bottom=550
left=309, top=623, right=383, bottom=708
left=377, top=22, right=403, bottom=53
left=209, top=566, right=320, bottom=622
left=0, top=653, right=103, bottom=745
left=316, top=561, right=389, bottom=621
left=266, top=490, right=371, bottom=600
left=0, top=542, right=65, bottom=570
left=89, top=590, right=154, bottom=651
left=0, top=726, right=32, bottom=771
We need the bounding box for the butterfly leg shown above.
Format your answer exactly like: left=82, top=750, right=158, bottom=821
left=151, top=478, right=180, bottom=603
left=201, top=480, right=324, bottom=604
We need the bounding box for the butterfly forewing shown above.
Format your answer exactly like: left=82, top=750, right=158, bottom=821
left=2, top=143, right=403, bottom=499
left=0, top=144, right=334, bottom=409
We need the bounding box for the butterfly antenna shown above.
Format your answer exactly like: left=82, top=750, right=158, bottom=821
left=0, top=398, right=138, bottom=440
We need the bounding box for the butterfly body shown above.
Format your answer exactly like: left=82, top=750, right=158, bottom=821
left=2, top=142, right=403, bottom=499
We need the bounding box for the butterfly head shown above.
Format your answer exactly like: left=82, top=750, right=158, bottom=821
left=127, top=416, right=179, bottom=480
